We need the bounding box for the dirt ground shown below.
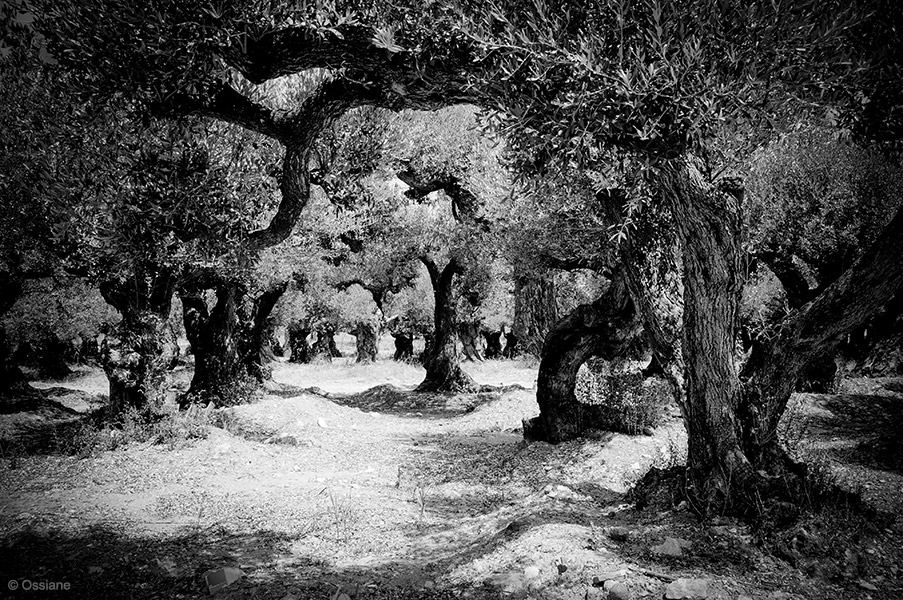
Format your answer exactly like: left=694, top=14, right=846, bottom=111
left=1, top=356, right=901, bottom=600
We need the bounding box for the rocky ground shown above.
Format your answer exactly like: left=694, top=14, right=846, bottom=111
left=0, top=359, right=901, bottom=600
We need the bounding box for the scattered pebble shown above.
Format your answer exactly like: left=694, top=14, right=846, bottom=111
left=664, top=577, right=709, bottom=599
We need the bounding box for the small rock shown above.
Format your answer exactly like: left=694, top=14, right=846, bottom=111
left=592, top=570, right=624, bottom=584
left=608, top=526, right=631, bottom=541
left=523, top=565, right=540, bottom=579
left=204, top=566, right=245, bottom=594
left=422, top=579, right=435, bottom=589
left=317, top=418, right=328, bottom=428
left=653, top=537, right=691, bottom=557
left=737, top=596, right=753, bottom=600
left=858, top=580, right=878, bottom=591
left=664, top=578, right=709, bottom=599
left=607, top=581, right=633, bottom=600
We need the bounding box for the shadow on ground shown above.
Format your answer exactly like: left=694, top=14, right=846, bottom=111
left=810, top=393, right=903, bottom=473
left=321, top=384, right=527, bottom=419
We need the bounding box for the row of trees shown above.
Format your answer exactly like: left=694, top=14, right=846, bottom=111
left=2, top=0, right=901, bottom=513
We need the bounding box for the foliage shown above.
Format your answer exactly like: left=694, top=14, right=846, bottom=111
left=746, top=124, right=903, bottom=288
left=575, top=357, right=671, bottom=435
left=2, top=278, right=118, bottom=348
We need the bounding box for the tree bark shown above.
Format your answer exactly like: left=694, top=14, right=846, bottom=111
left=527, top=271, right=642, bottom=442
left=354, top=321, right=378, bottom=363
left=99, top=267, right=177, bottom=421
left=417, top=257, right=477, bottom=392
left=740, top=202, right=903, bottom=469
left=458, top=321, right=484, bottom=361
left=513, top=268, right=558, bottom=357
left=312, top=324, right=341, bottom=360
left=657, top=157, right=756, bottom=505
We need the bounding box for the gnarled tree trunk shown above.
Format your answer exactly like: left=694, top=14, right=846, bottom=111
left=657, top=158, right=755, bottom=506
left=181, top=280, right=286, bottom=406
left=99, top=268, right=177, bottom=422
left=417, top=257, right=476, bottom=392
left=354, top=321, right=378, bottom=363
left=526, top=272, right=642, bottom=442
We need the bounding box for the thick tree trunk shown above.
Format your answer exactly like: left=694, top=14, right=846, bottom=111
left=458, top=321, right=484, bottom=361
left=658, top=158, right=756, bottom=506
left=354, top=321, right=378, bottom=363
left=392, top=332, right=415, bottom=361
left=514, top=268, right=558, bottom=357
left=99, top=269, right=177, bottom=422
left=740, top=202, right=903, bottom=470
left=287, top=323, right=313, bottom=363
left=417, top=257, right=476, bottom=392
left=101, top=313, right=176, bottom=421
left=181, top=280, right=287, bottom=406
left=527, top=272, right=642, bottom=442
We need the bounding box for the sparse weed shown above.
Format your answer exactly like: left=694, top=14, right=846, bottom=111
left=319, top=485, right=358, bottom=542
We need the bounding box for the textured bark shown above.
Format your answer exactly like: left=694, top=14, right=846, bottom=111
left=657, top=157, right=756, bottom=504
left=354, top=321, right=379, bottom=363
left=529, top=272, right=642, bottom=443
left=181, top=281, right=285, bottom=406
left=513, top=269, right=558, bottom=357
left=247, top=282, right=287, bottom=379
left=417, top=257, right=476, bottom=392
left=182, top=282, right=249, bottom=405
left=99, top=268, right=177, bottom=421
left=458, top=322, right=484, bottom=361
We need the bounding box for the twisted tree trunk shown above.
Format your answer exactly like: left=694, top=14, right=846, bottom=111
left=99, top=267, right=177, bottom=421
left=287, top=323, right=313, bottom=363
left=417, top=257, right=476, bottom=392
left=527, top=271, right=642, bottom=442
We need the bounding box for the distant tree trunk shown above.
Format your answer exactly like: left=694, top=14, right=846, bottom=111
left=417, top=257, right=476, bottom=392
left=99, top=267, right=177, bottom=421
left=247, top=282, right=287, bottom=380
left=287, top=323, right=313, bottom=363
left=392, top=332, right=414, bottom=361
left=513, top=267, right=558, bottom=357
left=483, top=329, right=503, bottom=359
left=501, top=328, right=519, bottom=358
left=312, top=324, right=341, bottom=360
left=526, top=272, right=642, bottom=442
left=354, top=321, right=378, bottom=363
left=458, top=321, right=484, bottom=361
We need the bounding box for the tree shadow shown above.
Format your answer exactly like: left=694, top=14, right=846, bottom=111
left=809, top=393, right=903, bottom=473
left=319, top=384, right=526, bottom=419
left=0, top=522, right=513, bottom=599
